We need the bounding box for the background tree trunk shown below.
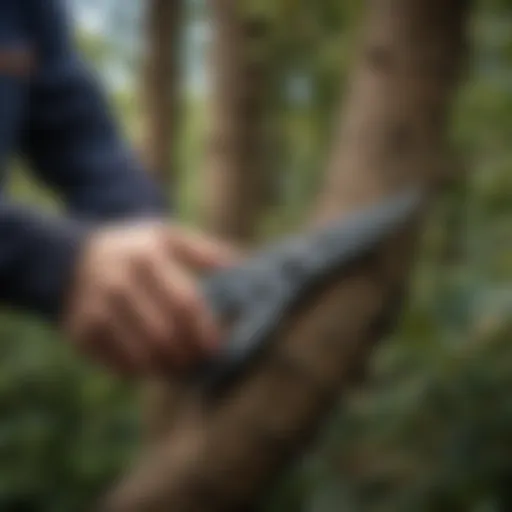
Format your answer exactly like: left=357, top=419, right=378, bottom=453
left=139, top=0, right=183, bottom=186
left=101, top=0, right=470, bottom=510
left=141, top=0, right=271, bottom=445
left=139, top=0, right=185, bottom=444
left=200, top=0, right=270, bottom=245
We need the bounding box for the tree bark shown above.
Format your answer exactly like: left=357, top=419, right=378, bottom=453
left=200, top=0, right=270, bottom=245
left=141, top=0, right=270, bottom=445
left=139, top=0, right=185, bottom=443
left=139, top=0, right=183, bottom=185
left=100, top=0, right=470, bottom=510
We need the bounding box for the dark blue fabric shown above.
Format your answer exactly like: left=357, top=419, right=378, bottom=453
left=0, top=0, right=167, bottom=321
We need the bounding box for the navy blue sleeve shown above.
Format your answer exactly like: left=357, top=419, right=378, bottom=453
left=20, top=0, right=168, bottom=220
left=0, top=0, right=168, bottom=321
left=0, top=200, right=86, bottom=320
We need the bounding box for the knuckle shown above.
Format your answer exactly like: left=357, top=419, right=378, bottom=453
left=103, top=274, right=129, bottom=302
left=72, top=309, right=108, bottom=351
left=89, top=305, right=110, bottom=331
left=152, top=225, right=168, bottom=243
left=151, top=319, right=169, bottom=344
left=177, top=290, right=200, bottom=314
left=144, top=324, right=163, bottom=348
left=128, top=246, right=156, bottom=271
left=127, top=249, right=146, bottom=267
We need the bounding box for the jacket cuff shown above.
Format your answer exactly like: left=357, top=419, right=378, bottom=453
left=17, top=212, right=89, bottom=323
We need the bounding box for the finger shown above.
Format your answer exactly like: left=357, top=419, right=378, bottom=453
left=84, top=335, right=135, bottom=377
left=116, top=278, right=169, bottom=357
left=147, top=254, right=222, bottom=356
left=67, top=302, right=140, bottom=377
left=167, top=226, right=243, bottom=270
left=116, top=280, right=191, bottom=372
left=102, top=298, right=156, bottom=377
left=122, top=255, right=193, bottom=371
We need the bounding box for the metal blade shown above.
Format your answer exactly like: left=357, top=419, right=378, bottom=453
left=192, top=186, right=424, bottom=394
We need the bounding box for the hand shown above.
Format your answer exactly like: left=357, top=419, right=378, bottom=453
left=62, top=220, right=239, bottom=378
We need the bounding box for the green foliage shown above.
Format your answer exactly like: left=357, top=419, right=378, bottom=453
left=0, top=313, right=139, bottom=512
left=0, top=0, right=510, bottom=510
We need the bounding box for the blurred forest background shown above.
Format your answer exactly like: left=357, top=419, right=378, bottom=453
left=0, top=0, right=511, bottom=511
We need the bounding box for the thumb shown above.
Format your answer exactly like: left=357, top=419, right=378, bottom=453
left=167, top=226, right=244, bottom=270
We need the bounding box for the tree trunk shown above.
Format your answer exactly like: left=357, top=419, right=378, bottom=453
left=200, top=0, right=270, bottom=245
left=139, top=0, right=183, bottom=185
left=100, top=0, right=470, bottom=510
left=139, top=0, right=185, bottom=443
left=141, top=0, right=270, bottom=444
